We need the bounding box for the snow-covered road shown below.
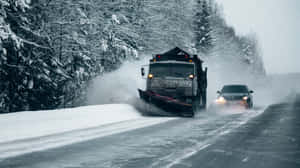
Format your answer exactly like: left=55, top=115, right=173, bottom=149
left=0, top=104, right=266, bottom=168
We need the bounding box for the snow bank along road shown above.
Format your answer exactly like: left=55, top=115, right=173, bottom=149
left=0, top=104, right=175, bottom=159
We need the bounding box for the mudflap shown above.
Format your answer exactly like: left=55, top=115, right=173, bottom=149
left=138, top=89, right=194, bottom=117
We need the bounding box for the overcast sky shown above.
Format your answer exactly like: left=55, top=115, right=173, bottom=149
left=215, top=0, right=300, bottom=74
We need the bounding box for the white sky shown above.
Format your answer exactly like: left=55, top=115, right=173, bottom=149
left=215, top=0, right=300, bottom=74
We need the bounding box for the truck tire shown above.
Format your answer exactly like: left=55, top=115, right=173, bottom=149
left=199, top=91, right=207, bottom=109
left=184, top=112, right=195, bottom=118
left=192, top=97, right=200, bottom=115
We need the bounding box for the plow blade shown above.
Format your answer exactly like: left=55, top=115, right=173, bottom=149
left=138, top=89, right=194, bottom=116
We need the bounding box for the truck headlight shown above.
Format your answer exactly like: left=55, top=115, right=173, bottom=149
left=148, top=74, right=154, bottom=79
left=243, top=96, right=248, bottom=100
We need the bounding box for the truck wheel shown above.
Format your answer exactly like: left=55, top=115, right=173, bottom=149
left=198, top=92, right=206, bottom=109
left=190, top=112, right=195, bottom=118
left=192, top=97, right=200, bottom=114
left=249, top=101, right=254, bottom=109
left=182, top=111, right=194, bottom=118
left=246, top=100, right=253, bottom=109
left=202, top=91, right=207, bottom=109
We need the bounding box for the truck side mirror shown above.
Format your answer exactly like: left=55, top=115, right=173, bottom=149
left=249, top=90, right=254, bottom=94
left=217, top=91, right=221, bottom=94
left=141, top=67, right=145, bottom=76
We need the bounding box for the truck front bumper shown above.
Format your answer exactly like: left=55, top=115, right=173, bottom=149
left=138, top=89, right=193, bottom=114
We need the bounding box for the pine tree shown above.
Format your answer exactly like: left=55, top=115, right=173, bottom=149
left=0, top=0, right=69, bottom=112
left=194, top=0, right=213, bottom=55
left=41, top=0, right=142, bottom=107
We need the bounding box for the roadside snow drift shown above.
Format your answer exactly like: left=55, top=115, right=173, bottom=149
left=0, top=104, right=175, bottom=159
left=0, top=104, right=141, bottom=144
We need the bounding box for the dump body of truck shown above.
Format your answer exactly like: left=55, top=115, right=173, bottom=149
left=138, top=47, right=207, bottom=117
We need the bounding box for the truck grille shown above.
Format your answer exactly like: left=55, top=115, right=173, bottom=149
left=150, top=79, right=192, bottom=88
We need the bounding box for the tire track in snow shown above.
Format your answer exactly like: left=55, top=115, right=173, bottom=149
left=149, top=108, right=264, bottom=168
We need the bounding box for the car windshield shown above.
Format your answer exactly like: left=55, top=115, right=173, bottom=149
left=221, top=85, right=248, bottom=93
left=149, top=63, right=194, bottom=78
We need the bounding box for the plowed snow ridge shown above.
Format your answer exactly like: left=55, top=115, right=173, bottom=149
left=0, top=104, right=175, bottom=159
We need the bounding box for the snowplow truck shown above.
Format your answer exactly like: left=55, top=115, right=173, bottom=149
left=138, top=47, right=207, bottom=117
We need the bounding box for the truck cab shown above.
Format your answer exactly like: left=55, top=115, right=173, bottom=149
left=138, top=47, right=207, bottom=117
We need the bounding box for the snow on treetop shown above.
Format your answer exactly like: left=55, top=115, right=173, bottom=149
left=112, top=14, right=120, bottom=24
left=15, top=0, right=31, bottom=11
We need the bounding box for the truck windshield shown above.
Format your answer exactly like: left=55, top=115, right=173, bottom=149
left=150, top=63, right=194, bottom=78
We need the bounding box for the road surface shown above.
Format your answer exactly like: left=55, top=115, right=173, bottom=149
left=1, top=95, right=300, bottom=168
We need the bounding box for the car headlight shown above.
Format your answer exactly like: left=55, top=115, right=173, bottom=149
left=216, top=96, right=226, bottom=104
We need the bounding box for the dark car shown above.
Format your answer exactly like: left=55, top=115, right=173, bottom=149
left=215, top=85, right=254, bottom=108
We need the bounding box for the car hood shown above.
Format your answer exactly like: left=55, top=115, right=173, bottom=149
left=222, top=93, right=248, bottom=97
left=221, top=93, right=249, bottom=100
